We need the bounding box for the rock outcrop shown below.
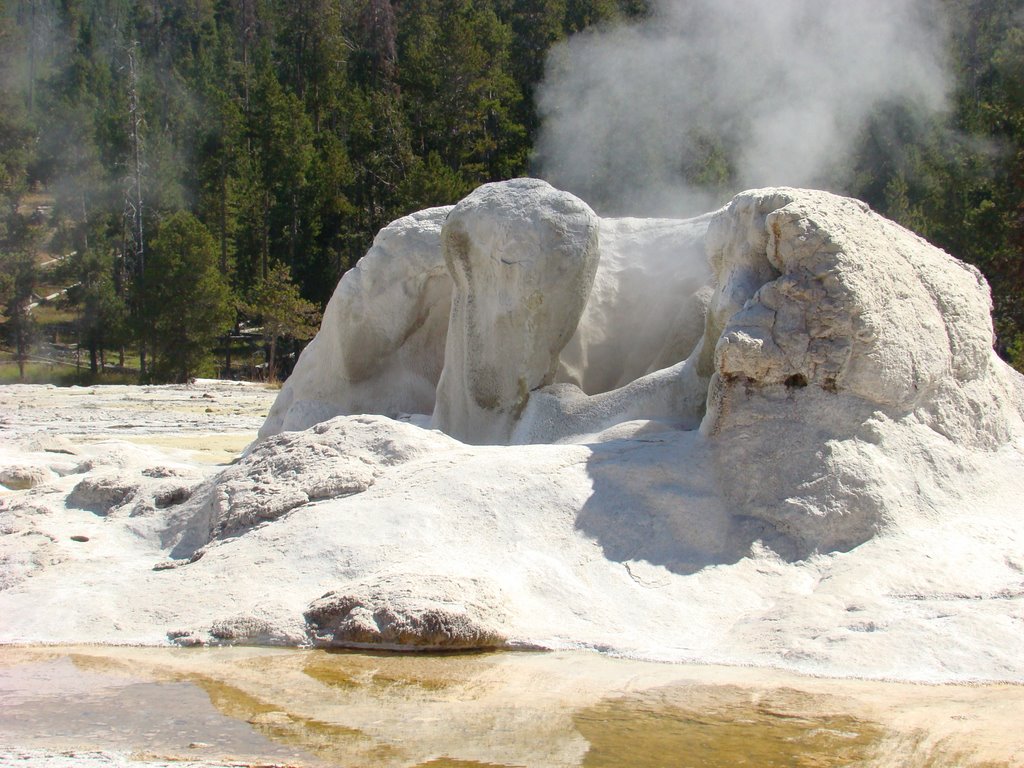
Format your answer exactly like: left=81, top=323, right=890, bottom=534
left=253, top=181, right=1023, bottom=559
left=259, top=206, right=455, bottom=437
left=261, top=181, right=716, bottom=442
left=697, top=188, right=1024, bottom=554
left=305, top=574, right=508, bottom=650
left=432, top=179, right=600, bottom=444
left=0, top=466, right=55, bottom=491
left=163, top=414, right=457, bottom=556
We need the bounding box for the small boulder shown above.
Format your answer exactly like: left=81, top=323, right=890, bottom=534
left=0, top=465, right=55, bottom=490
left=305, top=574, right=507, bottom=650
left=67, top=475, right=138, bottom=514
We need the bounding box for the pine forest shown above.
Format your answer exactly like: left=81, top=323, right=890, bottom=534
left=1, top=0, right=1023, bottom=383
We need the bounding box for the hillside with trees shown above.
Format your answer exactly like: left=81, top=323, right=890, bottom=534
left=0, top=0, right=1022, bottom=382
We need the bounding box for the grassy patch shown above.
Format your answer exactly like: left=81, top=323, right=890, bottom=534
left=0, top=360, right=138, bottom=386
left=29, top=303, right=77, bottom=325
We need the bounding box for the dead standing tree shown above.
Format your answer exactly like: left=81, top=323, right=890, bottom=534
left=122, top=42, right=147, bottom=379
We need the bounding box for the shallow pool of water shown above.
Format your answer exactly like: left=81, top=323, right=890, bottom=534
left=0, top=647, right=1019, bottom=767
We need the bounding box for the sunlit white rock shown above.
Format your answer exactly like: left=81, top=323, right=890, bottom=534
left=2, top=184, right=1023, bottom=683
left=256, top=181, right=1024, bottom=559
left=261, top=181, right=717, bottom=441
left=259, top=206, right=454, bottom=438
left=431, top=179, right=600, bottom=444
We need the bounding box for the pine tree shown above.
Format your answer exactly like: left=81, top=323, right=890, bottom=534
left=1, top=250, right=37, bottom=381
left=137, top=211, right=233, bottom=382
left=243, top=259, right=321, bottom=381
left=60, top=245, right=127, bottom=374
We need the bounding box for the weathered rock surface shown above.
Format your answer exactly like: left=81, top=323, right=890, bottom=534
left=702, top=189, right=1012, bottom=439
left=67, top=474, right=140, bottom=513
left=164, top=415, right=460, bottom=557
left=432, top=179, right=600, bottom=443
left=697, top=188, right=1024, bottom=555
left=260, top=206, right=455, bottom=437
left=168, top=613, right=306, bottom=647
left=0, top=465, right=55, bottom=490
left=261, top=183, right=717, bottom=441
left=305, top=574, right=508, bottom=650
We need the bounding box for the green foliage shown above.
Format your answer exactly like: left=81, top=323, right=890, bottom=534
left=0, top=250, right=37, bottom=381
left=1007, top=331, right=1024, bottom=373
left=399, top=151, right=474, bottom=211
left=0, top=12, right=33, bottom=217
left=1, top=0, right=1022, bottom=381
left=0, top=0, right=560, bottom=387
left=243, top=260, right=322, bottom=381
left=59, top=246, right=128, bottom=373
left=137, top=212, right=233, bottom=382
left=398, top=0, right=529, bottom=183
left=0, top=102, right=33, bottom=216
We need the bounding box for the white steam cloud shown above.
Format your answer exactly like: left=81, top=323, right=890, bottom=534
left=535, top=0, right=950, bottom=216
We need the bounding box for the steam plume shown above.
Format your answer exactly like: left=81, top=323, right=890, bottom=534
left=535, top=0, right=950, bottom=216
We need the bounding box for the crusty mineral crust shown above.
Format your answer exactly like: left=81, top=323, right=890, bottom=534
left=305, top=575, right=507, bottom=650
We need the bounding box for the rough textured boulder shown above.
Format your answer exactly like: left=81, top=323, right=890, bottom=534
left=168, top=614, right=305, bottom=647
left=164, top=415, right=459, bottom=557
left=432, top=179, right=600, bottom=443
left=0, top=466, right=55, bottom=490
left=702, top=189, right=1008, bottom=434
left=699, top=188, right=1024, bottom=554
left=67, top=474, right=140, bottom=513
left=305, top=574, right=508, bottom=650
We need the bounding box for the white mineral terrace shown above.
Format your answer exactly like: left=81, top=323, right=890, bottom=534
left=2, top=183, right=1023, bottom=690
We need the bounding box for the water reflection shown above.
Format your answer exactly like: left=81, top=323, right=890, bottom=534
left=575, top=688, right=882, bottom=767
left=0, top=654, right=318, bottom=765
left=0, top=647, right=1017, bottom=767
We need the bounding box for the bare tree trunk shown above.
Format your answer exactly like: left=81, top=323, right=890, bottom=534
left=241, top=0, right=255, bottom=111
left=290, top=191, right=298, bottom=265
left=15, top=301, right=29, bottom=381
left=125, top=43, right=147, bottom=380
left=219, top=155, right=229, bottom=273
left=261, top=191, right=270, bottom=280
left=25, top=0, right=38, bottom=115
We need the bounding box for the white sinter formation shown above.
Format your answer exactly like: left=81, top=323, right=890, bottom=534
left=2, top=180, right=1023, bottom=682
left=261, top=179, right=716, bottom=441
left=260, top=205, right=455, bottom=437
left=259, top=181, right=1024, bottom=558
left=431, top=179, right=601, bottom=444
